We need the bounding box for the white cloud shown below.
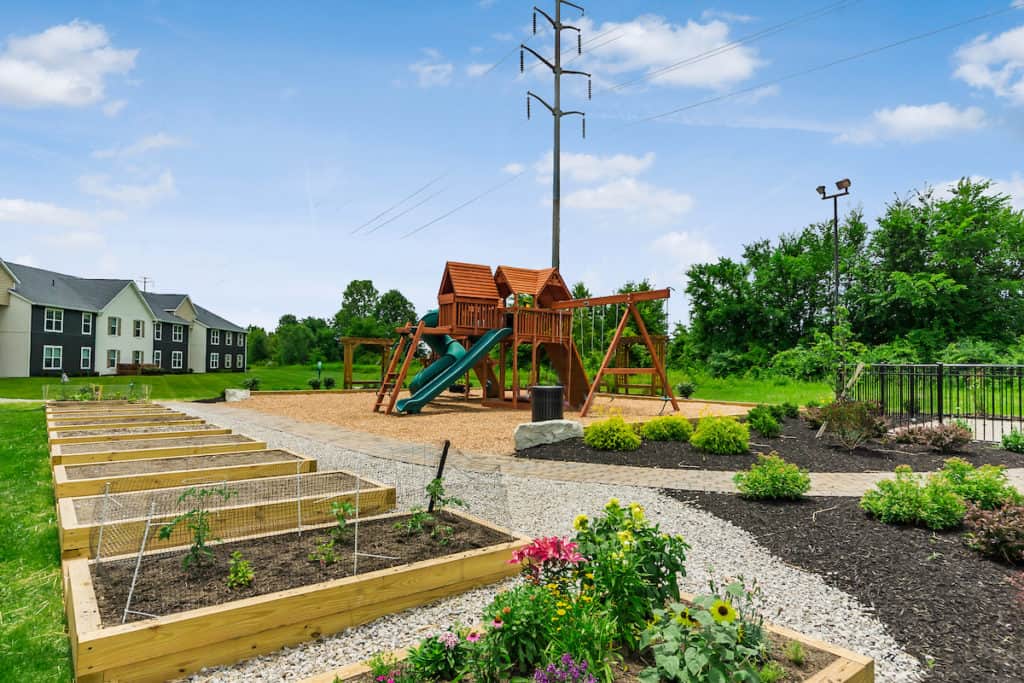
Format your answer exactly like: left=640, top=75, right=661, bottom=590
left=0, top=198, right=96, bottom=228
left=92, top=133, right=187, bottom=159
left=579, top=14, right=763, bottom=89
left=502, top=162, right=525, bottom=175
left=954, top=25, right=1024, bottom=104
left=0, top=20, right=137, bottom=108
left=837, top=103, right=987, bottom=144
left=564, top=177, right=694, bottom=223
left=492, top=32, right=515, bottom=42
left=102, top=99, right=126, bottom=117
left=78, top=171, right=177, bottom=205
left=700, top=9, right=756, bottom=23
left=409, top=49, right=454, bottom=87
left=466, top=63, right=493, bottom=77
left=935, top=174, right=1024, bottom=211
left=42, top=230, right=105, bottom=248
left=535, top=151, right=656, bottom=183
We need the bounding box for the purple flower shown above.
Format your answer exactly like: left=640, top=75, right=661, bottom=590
left=438, top=631, right=459, bottom=650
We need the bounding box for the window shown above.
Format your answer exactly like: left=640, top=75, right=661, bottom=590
left=172, top=324, right=184, bottom=342
left=44, top=308, right=63, bottom=333
left=107, top=349, right=120, bottom=369
left=133, top=320, right=145, bottom=338
left=154, top=350, right=162, bottom=368
left=132, top=350, right=144, bottom=365
left=209, top=352, right=219, bottom=369
left=211, top=329, right=220, bottom=345
left=82, top=312, right=93, bottom=335
left=42, top=345, right=62, bottom=370
left=171, top=350, right=183, bottom=369
left=225, top=331, right=233, bottom=346
left=224, top=354, right=232, bottom=369
left=238, top=334, right=244, bottom=347
left=154, top=323, right=162, bottom=341
left=81, top=347, right=92, bottom=370
left=236, top=353, right=244, bottom=369
left=109, top=317, right=121, bottom=336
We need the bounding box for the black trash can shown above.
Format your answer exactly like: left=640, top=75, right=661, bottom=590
left=531, top=385, right=564, bottom=422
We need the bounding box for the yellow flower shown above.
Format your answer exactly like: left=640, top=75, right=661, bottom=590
left=573, top=514, right=589, bottom=531
left=556, top=608, right=566, bottom=616
left=629, top=502, right=645, bottom=521
left=605, top=497, right=620, bottom=509
left=710, top=600, right=737, bottom=624
left=617, top=530, right=634, bottom=548
left=581, top=595, right=593, bottom=602
left=585, top=572, right=595, bottom=580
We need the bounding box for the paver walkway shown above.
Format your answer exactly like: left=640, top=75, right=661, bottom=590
left=166, top=402, right=1024, bottom=497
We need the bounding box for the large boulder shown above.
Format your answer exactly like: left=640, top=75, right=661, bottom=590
left=224, top=388, right=251, bottom=402
left=514, top=419, right=583, bottom=451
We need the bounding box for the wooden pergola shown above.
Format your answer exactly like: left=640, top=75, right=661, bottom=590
left=339, top=337, right=391, bottom=390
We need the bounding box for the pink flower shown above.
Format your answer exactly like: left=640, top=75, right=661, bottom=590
left=492, top=618, right=503, bottom=629
left=466, top=630, right=482, bottom=643
left=439, top=631, right=459, bottom=649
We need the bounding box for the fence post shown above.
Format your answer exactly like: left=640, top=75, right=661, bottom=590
left=878, top=364, right=887, bottom=414
left=936, top=362, right=944, bottom=425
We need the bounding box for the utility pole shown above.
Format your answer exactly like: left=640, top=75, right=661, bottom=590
left=521, top=1, right=591, bottom=271
left=138, top=277, right=153, bottom=292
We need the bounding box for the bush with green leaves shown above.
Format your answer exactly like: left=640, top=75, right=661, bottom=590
left=734, top=453, right=811, bottom=500
left=860, top=466, right=966, bottom=530
left=470, top=583, right=556, bottom=679
left=407, top=628, right=470, bottom=680
left=323, top=376, right=337, bottom=389
left=307, top=377, right=321, bottom=390
left=746, top=406, right=781, bottom=439
left=1002, top=429, right=1024, bottom=454
left=820, top=400, right=887, bottom=449
left=939, top=458, right=1023, bottom=509
left=689, top=416, right=750, bottom=455
left=584, top=416, right=641, bottom=451
left=780, top=402, right=800, bottom=419
left=640, top=415, right=694, bottom=442
left=241, top=377, right=261, bottom=391
left=913, top=424, right=972, bottom=453
left=964, top=502, right=1024, bottom=564
left=675, top=381, right=696, bottom=398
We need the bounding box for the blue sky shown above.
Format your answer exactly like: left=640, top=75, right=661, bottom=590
left=2, top=0, right=1023, bottom=329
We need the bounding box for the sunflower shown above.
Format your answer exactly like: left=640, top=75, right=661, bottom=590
left=710, top=599, right=737, bottom=624
left=573, top=514, right=589, bottom=531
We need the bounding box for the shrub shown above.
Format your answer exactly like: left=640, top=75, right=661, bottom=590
left=939, top=458, right=1023, bottom=509
left=914, top=424, right=972, bottom=453
left=860, top=465, right=966, bottom=530
left=820, top=400, right=886, bottom=450
left=802, top=406, right=825, bottom=429
left=583, top=416, right=641, bottom=451
left=746, top=406, right=781, bottom=439
left=407, top=629, right=470, bottom=681
left=307, top=378, right=321, bottom=390
left=241, top=377, right=261, bottom=391
left=641, top=415, right=694, bottom=442
left=964, top=503, right=1024, bottom=564
left=690, top=416, right=750, bottom=455
left=675, top=381, right=696, bottom=398
left=734, top=453, right=811, bottom=500
left=1002, top=429, right=1024, bottom=454
left=323, top=376, right=337, bottom=389
left=471, top=584, right=556, bottom=678
left=780, top=402, right=800, bottom=419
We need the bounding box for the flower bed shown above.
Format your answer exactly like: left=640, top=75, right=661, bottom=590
left=46, top=410, right=179, bottom=425
left=52, top=448, right=317, bottom=497
left=47, top=424, right=227, bottom=445
left=63, top=509, right=528, bottom=682
left=48, top=417, right=206, bottom=439
left=50, top=434, right=266, bottom=465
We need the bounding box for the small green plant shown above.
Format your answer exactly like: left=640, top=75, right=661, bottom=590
left=157, top=485, right=237, bottom=570
left=820, top=400, right=887, bottom=450
left=1002, top=429, right=1024, bottom=454
left=431, top=523, right=454, bottom=545
left=640, top=415, right=694, bottom=442
left=675, top=380, right=696, bottom=398
left=323, top=376, right=337, bottom=389
left=939, top=458, right=1023, bottom=509
left=394, top=508, right=434, bottom=536
left=330, top=500, right=357, bottom=540
left=784, top=639, right=805, bottom=666
left=308, top=378, right=321, bottom=390
left=780, top=402, right=800, bottom=419
left=407, top=629, right=469, bottom=680
left=241, top=377, right=261, bottom=391
left=365, top=651, right=415, bottom=683
left=747, top=406, right=782, bottom=438
left=426, top=477, right=466, bottom=513
left=913, top=424, right=972, bottom=453
left=734, top=452, right=811, bottom=500
left=226, top=551, right=254, bottom=589
left=308, top=537, right=338, bottom=567
left=860, top=466, right=966, bottom=530
left=758, top=661, right=786, bottom=683
left=583, top=415, right=641, bottom=451
left=690, top=416, right=750, bottom=455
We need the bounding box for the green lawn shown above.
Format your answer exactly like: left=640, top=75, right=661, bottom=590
left=676, top=372, right=833, bottom=406
left=0, top=403, right=72, bottom=682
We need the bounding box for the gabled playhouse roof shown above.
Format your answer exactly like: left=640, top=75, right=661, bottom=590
left=494, top=265, right=572, bottom=308
left=438, top=261, right=500, bottom=301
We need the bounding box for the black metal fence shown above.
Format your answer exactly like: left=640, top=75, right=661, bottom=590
left=841, top=363, right=1024, bottom=442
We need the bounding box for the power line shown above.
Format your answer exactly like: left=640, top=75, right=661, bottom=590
left=363, top=187, right=446, bottom=235
left=400, top=171, right=525, bottom=239
left=628, top=4, right=1017, bottom=126
left=604, top=0, right=861, bottom=93
left=349, top=172, right=446, bottom=234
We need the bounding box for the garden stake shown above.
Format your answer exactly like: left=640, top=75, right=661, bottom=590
left=352, top=474, right=361, bottom=575
left=122, top=501, right=156, bottom=624
left=427, top=440, right=451, bottom=513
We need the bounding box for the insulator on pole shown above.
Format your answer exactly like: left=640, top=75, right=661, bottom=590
left=520, top=49, right=524, bottom=73
left=533, top=12, right=537, bottom=34
left=527, top=96, right=531, bottom=120
left=582, top=117, right=586, bottom=139
left=577, top=33, right=582, bottom=54
left=588, top=79, right=592, bottom=100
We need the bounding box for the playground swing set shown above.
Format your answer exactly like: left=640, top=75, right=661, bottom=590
left=372, top=261, right=678, bottom=418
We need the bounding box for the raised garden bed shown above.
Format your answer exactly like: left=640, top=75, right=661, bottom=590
left=47, top=400, right=147, bottom=407
left=47, top=404, right=171, bottom=415
left=48, top=423, right=226, bottom=445
left=52, top=448, right=317, bottom=497
left=57, top=470, right=396, bottom=559
left=673, top=492, right=1022, bottom=682
left=63, top=509, right=528, bottom=682
left=518, top=417, right=1024, bottom=472
left=50, top=434, right=266, bottom=465
left=48, top=417, right=205, bottom=435
left=46, top=410, right=178, bottom=425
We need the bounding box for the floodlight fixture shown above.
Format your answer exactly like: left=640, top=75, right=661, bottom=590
left=816, top=185, right=827, bottom=197
left=836, top=178, right=851, bottom=191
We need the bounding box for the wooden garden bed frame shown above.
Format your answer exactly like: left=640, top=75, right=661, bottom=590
left=46, top=409, right=177, bottom=423
left=62, top=509, right=528, bottom=682
left=48, top=426, right=231, bottom=446
left=48, top=418, right=205, bottom=435
left=52, top=449, right=317, bottom=498
left=57, top=472, right=397, bottom=559
left=50, top=435, right=266, bottom=466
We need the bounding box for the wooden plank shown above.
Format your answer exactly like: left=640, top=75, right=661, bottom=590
left=48, top=418, right=204, bottom=433
left=48, top=427, right=227, bottom=445
left=385, top=321, right=424, bottom=415
left=579, top=302, right=632, bottom=417
left=628, top=301, right=679, bottom=412
left=51, top=438, right=266, bottom=466
left=550, top=287, right=671, bottom=309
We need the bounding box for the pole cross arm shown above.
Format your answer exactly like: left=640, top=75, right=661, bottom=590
left=527, top=91, right=555, bottom=115
left=521, top=44, right=555, bottom=72
left=533, top=6, right=556, bottom=28
left=561, top=23, right=581, bottom=33
left=562, top=68, right=591, bottom=78
left=560, top=0, right=585, bottom=15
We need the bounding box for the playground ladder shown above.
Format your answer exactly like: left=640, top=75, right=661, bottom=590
left=374, top=321, right=425, bottom=414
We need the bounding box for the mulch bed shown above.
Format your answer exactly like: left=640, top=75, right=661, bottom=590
left=670, top=491, right=1024, bottom=683
left=91, top=512, right=512, bottom=625
left=516, top=418, right=1024, bottom=472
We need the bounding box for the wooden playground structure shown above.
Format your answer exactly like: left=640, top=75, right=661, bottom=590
left=374, top=262, right=678, bottom=417
left=339, top=336, right=390, bottom=390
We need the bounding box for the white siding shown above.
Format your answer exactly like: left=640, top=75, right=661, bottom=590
left=95, top=285, right=156, bottom=376
left=0, top=294, right=31, bottom=377
left=189, top=322, right=208, bottom=373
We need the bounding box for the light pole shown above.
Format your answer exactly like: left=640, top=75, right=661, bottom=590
left=816, top=178, right=851, bottom=334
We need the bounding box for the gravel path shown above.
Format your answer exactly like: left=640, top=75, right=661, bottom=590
left=169, top=402, right=923, bottom=683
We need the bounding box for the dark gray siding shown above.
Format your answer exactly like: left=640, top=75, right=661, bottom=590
left=206, top=329, right=245, bottom=372
left=29, top=306, right=96, bottom=377
left=152, top=322, right=190, bottom=372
